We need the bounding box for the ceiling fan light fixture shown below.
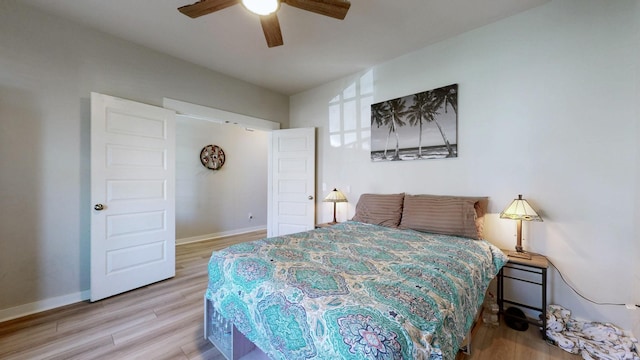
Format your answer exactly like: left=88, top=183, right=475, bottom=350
left=178, top=0, right=351, bottom=47
left=242, top=0, right=279, bottom=16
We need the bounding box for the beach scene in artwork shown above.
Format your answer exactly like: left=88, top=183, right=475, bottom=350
left=370, top=144, right=457, bottom=161
left=370, top=84, right=458, bottom=162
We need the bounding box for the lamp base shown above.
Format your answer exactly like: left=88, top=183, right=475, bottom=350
left=506, top=250, right=532, bottom=260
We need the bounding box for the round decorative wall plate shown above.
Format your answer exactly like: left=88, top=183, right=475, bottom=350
left=200, top=145, right=225, bottom=170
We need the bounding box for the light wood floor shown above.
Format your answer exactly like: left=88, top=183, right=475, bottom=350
left=455, top=319, right=578, bottom=360
left=0, top=230, right=578, bottom=360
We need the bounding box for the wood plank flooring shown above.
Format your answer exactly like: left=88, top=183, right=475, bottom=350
left=455, top=319, right=578, bottom=360
left=0, top=230, right=578, bottom=360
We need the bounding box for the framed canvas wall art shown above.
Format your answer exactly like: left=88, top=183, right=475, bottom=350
left=371, top=84, right=458, bottom=161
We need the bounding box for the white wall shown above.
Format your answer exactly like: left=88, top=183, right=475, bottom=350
left=176, top=118, right=269, bottom=243
left=291, top=0, right=640, bottom=335
left=0, top=2, right=288, bottom=319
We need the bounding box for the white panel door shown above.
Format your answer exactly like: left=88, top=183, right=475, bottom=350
left=268, top=128, right=316, bottom=237
left=90, top=92, right=176, bottom=301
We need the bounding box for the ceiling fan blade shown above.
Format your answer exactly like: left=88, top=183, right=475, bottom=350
left=282, top=0, right=350, bottom=20
left=260, top=14, right=284, bottom=48
left=178, top=0, right=239, bottom=18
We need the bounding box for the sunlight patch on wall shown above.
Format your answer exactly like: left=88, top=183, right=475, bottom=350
left=328, top=70, right=373, bottom=149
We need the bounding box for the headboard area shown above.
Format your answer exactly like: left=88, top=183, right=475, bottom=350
left=351, top=193, right=488, bottom=240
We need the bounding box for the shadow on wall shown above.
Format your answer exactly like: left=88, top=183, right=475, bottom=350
left=0, top=86, right=44, bottom=309
left=79, top=97, right=91, bottom=293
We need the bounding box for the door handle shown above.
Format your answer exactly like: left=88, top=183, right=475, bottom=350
left=94, top=204, right=105, bottom=211
left=308, top=195, right=314, bottom=200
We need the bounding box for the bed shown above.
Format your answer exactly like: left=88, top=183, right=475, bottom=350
left=204, top=194, right=508, bottom=360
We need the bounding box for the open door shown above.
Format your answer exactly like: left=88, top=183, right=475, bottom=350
left=90, top=92, right=176, bottom=301
left=268, top=128, right=316, bottom=237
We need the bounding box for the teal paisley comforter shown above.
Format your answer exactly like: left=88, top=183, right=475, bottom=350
left=205, top=221, right=507, bottom=360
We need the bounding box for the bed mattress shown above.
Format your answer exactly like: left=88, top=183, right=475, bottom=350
left=205, top=221, right=507, bottom=360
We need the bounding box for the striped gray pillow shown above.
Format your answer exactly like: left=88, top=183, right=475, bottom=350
left=352, top=193, right=405, bottom=228
left=399, top=195, right=488, bottom=239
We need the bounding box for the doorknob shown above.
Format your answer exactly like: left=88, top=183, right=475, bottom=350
left=308, top=195, right=314, bottom=200
left=94, top=204, right=105, bottom=211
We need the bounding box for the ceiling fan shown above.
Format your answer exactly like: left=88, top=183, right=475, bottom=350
left=178, top=0, right=351, bottom=48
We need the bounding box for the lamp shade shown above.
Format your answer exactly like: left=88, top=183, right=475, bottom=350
left=323, top=188, right=348, bottom=203
left=500, top=194, right=542, bottom=222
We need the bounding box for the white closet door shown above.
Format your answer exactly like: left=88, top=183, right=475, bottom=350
left=90, top=92, right=176, bottom=301
left=268, top=128, right=316, bottom=237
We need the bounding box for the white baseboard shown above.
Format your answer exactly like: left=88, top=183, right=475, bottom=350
left=176, top=225, right=267, bottom=245
left=0, top=227, right=266, bottom=323
left=0, top=290, right=90, bottom=323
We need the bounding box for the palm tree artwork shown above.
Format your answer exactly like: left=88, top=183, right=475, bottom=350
left=371, top=84, right=458, bottom=161
left=371, top=98, right=407, bottom=160
left=430, top=84, right=458, bottom=157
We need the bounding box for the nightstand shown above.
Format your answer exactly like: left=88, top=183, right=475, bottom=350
left=497, top=251, right=548, bottom=340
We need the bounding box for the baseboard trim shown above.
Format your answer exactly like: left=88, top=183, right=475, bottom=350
left=0, top=290, right=90, bottom=323
left=0, top=227, right=267, bottom=323
left=176, top=226, right=267, bottom=245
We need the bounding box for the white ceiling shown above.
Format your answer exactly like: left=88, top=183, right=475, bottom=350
left=22, top=0, right=549, bottom=95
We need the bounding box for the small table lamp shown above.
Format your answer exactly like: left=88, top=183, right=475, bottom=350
left=500, top=194, right=543, bottom=259
left=323, top=188, right=348, bottom=224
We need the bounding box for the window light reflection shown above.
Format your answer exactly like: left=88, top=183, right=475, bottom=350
left=327, top=69, right=373, bottom=149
